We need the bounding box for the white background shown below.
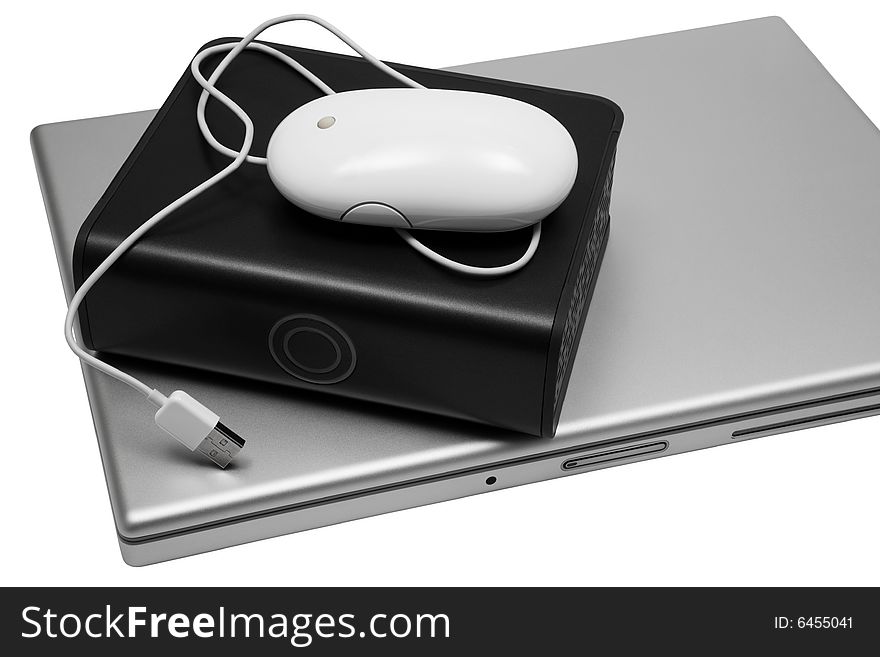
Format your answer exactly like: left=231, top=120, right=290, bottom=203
left=2, top=0, right=878, bottom=586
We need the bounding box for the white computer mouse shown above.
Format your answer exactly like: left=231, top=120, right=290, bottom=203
left=266, top=88, right=578, bottom=231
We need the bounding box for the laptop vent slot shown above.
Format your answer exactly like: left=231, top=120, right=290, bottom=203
left=731, top=403, right=880, bottom=440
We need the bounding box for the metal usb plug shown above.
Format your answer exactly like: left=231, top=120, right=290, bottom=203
left=195, top=422, right=246, bottom=468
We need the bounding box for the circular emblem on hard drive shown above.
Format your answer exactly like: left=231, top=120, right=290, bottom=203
left=269, top=314, right=356, bottom=384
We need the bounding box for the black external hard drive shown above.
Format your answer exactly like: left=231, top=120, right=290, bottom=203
left=73, top=39, right=623, bottom=437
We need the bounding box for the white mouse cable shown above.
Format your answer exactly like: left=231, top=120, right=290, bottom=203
left=61, top=16, right=436, bottom=469
left=64, top=14, right=544, bottom=469
left=394, top=223, right=542, bottom=276
left=63, top=16, right=399, bottom=469
left=62, top=51, right=264, bottom=468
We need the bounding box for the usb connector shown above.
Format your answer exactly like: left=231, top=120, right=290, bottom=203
left=151, top=390, right=246, bottom=468
left=195, top=422, right=246, bottom=468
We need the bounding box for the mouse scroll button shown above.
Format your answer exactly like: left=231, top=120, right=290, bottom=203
left=317, top=116, right=336, bottom=129
left=341, top=202, right=412, bottom=228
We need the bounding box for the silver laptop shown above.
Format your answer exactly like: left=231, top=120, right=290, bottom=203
left=32, top=17, right=880, bottom=565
